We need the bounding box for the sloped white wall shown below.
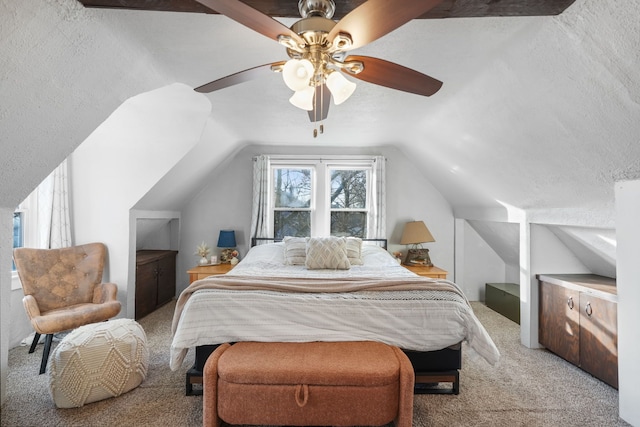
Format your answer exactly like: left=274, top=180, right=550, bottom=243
left=524, top=223, right=590, bottom=347
left=0, top=208, right=11, bottom=401
left=547, top=225, right=616, bottom=278
left=616, top=180, right=640, bottom=426
left=71, top=83, right=210, bottom=317
left=455, top=220, right=507, bottom=301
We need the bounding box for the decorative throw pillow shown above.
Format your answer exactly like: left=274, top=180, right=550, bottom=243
left=283, top=236, right=307, bottom=265
left=305, top=237, right=351, bottom=270
left=345, top=237, right=364, bottom=266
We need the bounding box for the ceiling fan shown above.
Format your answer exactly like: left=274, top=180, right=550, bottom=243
left=194, top=0, right=444, bottom=136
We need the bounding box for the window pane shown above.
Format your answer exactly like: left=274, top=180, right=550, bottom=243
left=274, top=168, right=311, bottom=208
left=13, top=212, right=23, bottom=270
left=330, top=170, right=367, bottom=209
left=331, top=212, right=366, bottom=238
left=274, top=211, right=311, bottom=239
left=13, top=212, right=23, bottom=248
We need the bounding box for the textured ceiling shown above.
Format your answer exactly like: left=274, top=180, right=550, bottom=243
left=2, top=0, right=639, bottom=225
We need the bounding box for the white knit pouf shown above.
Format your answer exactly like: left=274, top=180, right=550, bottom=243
left=49, top=319, right=149, bottom=408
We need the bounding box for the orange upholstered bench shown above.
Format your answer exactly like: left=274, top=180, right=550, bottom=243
left=203, top=341, right=415, bottom=427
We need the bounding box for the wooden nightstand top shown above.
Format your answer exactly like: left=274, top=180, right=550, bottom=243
left=187, top=263, right=234, bottom=283
left=402, top=264, right=448, bottom=279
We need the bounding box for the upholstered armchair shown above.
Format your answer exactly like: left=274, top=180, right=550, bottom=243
left=13, top=242, right=122, bottom=374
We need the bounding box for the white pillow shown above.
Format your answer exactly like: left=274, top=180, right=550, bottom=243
left=345, top=237, right=363, bottom=266
left=305, top=237, right=351, bottom=270
left=283, top=236, right=307, bottom=265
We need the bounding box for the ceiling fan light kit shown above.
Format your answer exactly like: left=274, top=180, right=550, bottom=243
left=326, top=71, right=356, bottom=105
left=194, top=0, right=444, bottom=137
left=289, top=86, right=316, bottom=110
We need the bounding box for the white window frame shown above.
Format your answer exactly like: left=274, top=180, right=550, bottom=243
left=11, top=189, right=39, bottom=289
left=269, top=157, right=374, bottom=238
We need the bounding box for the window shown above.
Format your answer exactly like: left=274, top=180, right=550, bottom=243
left=273, top=167, right=312, bottom=238
left=12, top=212, right=23, bottom=271
left=12, top=190, right=38, bottom=272
left=271, top=159, right=372, bottom=239
left=329, top=168, right=368, bottom=237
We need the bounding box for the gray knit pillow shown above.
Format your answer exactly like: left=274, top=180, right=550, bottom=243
left=345, top=237, right=363, bottom=266
left=283, top=236, right=307, bottom=265
left=305, top=237, right=351, bottom=270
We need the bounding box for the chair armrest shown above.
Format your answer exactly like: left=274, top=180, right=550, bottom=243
left=22, top=295, right=42, bottom=319
left=93, top=282, right=119, bottom=304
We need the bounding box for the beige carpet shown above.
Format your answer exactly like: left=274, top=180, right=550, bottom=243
left=1, top=301, right=629, bottom=427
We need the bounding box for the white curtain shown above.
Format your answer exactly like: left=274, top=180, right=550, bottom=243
left=37, top=159, right=72, bottom=249
left=250, top=155, right=271, bottom=244
left=367, top=155, right=386, bottom=240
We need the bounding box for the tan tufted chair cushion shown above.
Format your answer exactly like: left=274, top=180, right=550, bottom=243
left=13, top=243, right=121, bottom=335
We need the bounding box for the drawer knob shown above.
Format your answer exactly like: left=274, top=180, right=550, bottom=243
left=567, top=297, right=574, bottom=310
left=585, top=302, right=593, bottom=317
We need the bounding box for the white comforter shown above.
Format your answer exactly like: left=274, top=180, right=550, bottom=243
left=170, top=243, right=500, bottom=370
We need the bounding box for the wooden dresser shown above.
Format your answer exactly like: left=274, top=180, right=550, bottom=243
left=135, top=250, right=178, bottom=319
left=537, top=274, right=617, bottom=388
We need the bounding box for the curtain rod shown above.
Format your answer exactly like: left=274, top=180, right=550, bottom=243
left=253, top=155, right=386, bottom=162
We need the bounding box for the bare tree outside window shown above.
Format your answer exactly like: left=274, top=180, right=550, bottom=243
left=330, top=169, right=368, bottom=237
left=273, top=168, right=312, bottom=238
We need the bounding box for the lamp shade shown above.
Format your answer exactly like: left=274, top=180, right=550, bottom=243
left=282, top=59, right=314, bottom=92
left=289, top=86, right=315, bottom=111
left=400, top=221, right=435, bottom=245
left=326, top=71, right=356, bottom=105
left=217, top=230, right=237, bottom=248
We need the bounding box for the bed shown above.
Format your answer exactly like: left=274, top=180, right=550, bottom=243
left=170, top=237, right=500, bottom=395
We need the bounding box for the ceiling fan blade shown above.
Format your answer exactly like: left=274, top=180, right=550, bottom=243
left=308, top=84, right=331, bottom=122
left=343, top=55, right=443, bottom=97
left=194, top=61, right=285, bottom=93
left=329, top=0, right=443, bottom=51
left=195, top=0, right=304, bottom=45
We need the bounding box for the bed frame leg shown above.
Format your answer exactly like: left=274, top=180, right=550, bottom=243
left=414, top=370, right=459, bottom=395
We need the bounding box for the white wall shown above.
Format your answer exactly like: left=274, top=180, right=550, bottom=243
left=615, top=180, right=640, bottom=426
left=0, top=208, right=11, bottom=402
left=70, top=83, right=210, bottom=318
left=455, top=220, right=507, bottom=301
left=524, top=224, right=590, bottom=347
left=177, top=144, right=455, bottom=294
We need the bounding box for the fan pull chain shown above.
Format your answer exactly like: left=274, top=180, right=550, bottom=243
left=313, top=84, right=325, bottom=138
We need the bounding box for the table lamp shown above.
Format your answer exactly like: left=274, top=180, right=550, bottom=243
left=217, top=230, right=237, bottom=263
left=400, top=220, right=435, bottom=266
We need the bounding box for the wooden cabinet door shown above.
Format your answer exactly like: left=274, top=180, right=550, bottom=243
left=135, top=261, right=158, bottom=320
left=539, top=281, right=580, bottom=365
left=156, top=253, right=177, bottom=307
left=579, top=293, right=618, bottom=388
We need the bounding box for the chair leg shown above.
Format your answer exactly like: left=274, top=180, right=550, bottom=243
left=39, top=334, right=54, bottom=375
left=28, top=333, right=41, bottom=354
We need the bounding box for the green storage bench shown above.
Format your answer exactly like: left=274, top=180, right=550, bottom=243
left=485, top=282, right=520, bottom=324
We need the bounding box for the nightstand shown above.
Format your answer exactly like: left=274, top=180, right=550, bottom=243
left=187, top=263, right=234, bottom=284
left=402, top=264, right=448, bottom=279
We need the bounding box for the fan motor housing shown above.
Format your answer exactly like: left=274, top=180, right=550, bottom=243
left=291, top=16, right=336, bottom=47
left=298, top=0, right=335, bottom=19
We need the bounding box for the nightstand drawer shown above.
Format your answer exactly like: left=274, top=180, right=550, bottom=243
left=402, top=264, right=447, bottom=279
left=187, top=264, right=234, bottom=283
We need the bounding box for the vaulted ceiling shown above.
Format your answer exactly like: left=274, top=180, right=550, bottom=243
left=3, top=0, right=639, bottom=226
